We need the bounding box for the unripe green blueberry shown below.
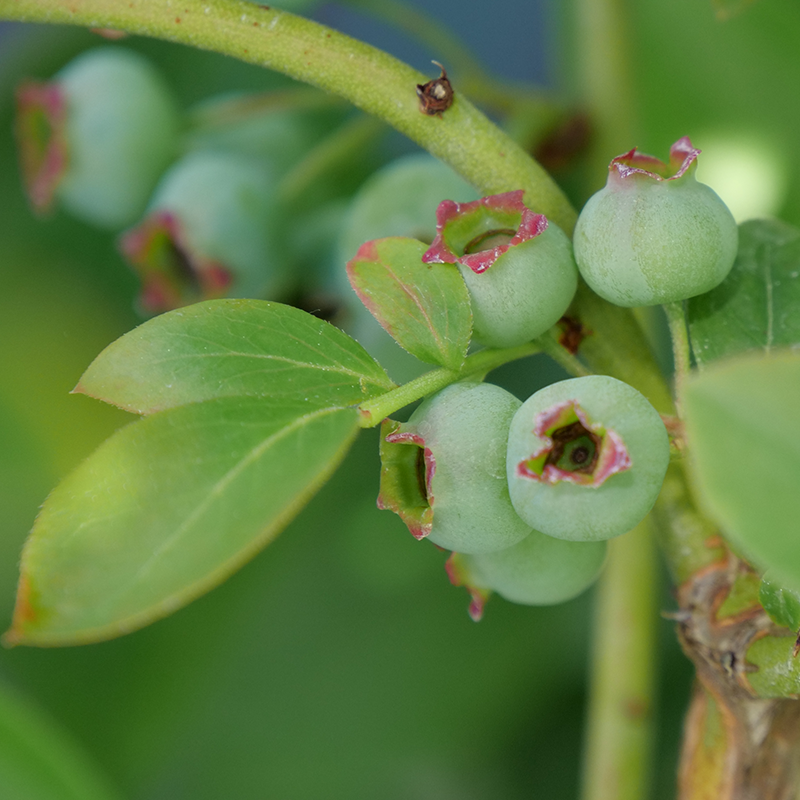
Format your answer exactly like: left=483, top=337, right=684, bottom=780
left=447, top=532, right=607, bottom=620
left=573, top=137, right=738, bottom=307
left=15, top=47, right=180, bottom=229
left=422, top=191, right=578, bottom=348
left=119, top=151, right=286, bottom=314
left=506, top=376, right=669, bottom=542
left=378, top=382, right=532, bottom=554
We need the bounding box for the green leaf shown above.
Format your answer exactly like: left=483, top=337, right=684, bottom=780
left=0, top=682, right=122, bottom=800
left=346, top=237, right=472, bottom=370
left=744, top=635, right=800, bottom=699
left=75, top=299, right=395, bottom=415
left=759, top=572, right=800, bottom=631
left=687, top=219, right=800, bottom=367
left=6, top=398, right=359, bottom=646
left=682, top=350, right=800, bottom=586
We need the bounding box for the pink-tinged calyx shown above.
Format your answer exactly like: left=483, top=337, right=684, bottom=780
left=517, top=400, right=631, bottom=487
left=119, top=211, right=233, bottom=314
left=377, top=418, right=435, bottom=541
left=422, top=190, right=548, bottom=274
left=608, top=136, right=700, bottom=185
left=15, top=80, right=69, bottom=214
left=445, top=553, right=490, bottom=621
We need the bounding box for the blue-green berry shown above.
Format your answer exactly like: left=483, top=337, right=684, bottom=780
left=422, top=191, right=578, bottom=348
left=573, top=137, right=738, bottom=307
left=15, top=47, right=180, bottom=229
left=506, top=376, right=670, bottom=541
left=447, top=532, right=607, bottom=620
left=378, top=382, right=532, bottom=554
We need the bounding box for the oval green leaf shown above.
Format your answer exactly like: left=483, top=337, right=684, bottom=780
left=6, top=398, right=359, bottom=646
left=687, top=219, right=800, bottom=366
left=0, top=682, right=123, bottom=800
left=346, top=237, right=472, bottom=370
left=75, top=299, right=395, bottom=414
left=682, top=350, right=800, bottom=585
left=760, top=571, right=800, bottom=631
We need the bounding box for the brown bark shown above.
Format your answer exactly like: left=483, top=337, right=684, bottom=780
left=675, top=544, right=800, bottom=800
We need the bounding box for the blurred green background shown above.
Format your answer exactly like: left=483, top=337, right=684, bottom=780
left=2, top=1, right=799, bottom=797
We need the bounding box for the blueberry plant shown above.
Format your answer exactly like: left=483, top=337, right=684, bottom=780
left=1, top=2, right=800, bottom=799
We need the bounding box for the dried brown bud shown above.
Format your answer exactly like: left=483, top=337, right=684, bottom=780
left=416, top=61, right=453, bottom=116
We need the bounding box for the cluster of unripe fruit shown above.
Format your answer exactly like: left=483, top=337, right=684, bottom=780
left=379, top=377, right=670, bottom=619
left=17, top=44, right=742, bottom=618
left=365, top=140, right=739, bottom=617
left=15, top=46, right=328, bottom=313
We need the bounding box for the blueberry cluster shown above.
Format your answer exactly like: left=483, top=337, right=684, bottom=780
left=370, top=140, right=738, bottom=617
left=379, top=378, right=669, bottom=619
left=15, top=46, right=341, bottom=314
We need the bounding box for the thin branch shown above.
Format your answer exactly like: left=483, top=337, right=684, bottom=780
left=356, top=341, right=541, bottom=427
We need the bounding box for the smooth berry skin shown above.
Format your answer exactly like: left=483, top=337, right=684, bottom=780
left=423, top=191, right=578, bottom=349
left=507, top=376, right=670, bottom=542
left=573, top=142, right=738, bottom=307
left=458, top=529, right=607, bottom=606
left=397, top=382, right=532, bottom=555
left=458, top=222, right=578, bottom=348
left=55, top=48, right=179, bottom=229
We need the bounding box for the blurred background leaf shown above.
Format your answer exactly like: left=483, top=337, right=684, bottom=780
left=0, top=681, right=123, bottom=800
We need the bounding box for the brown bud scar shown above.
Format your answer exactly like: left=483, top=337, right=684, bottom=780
left=416, top=61, right=453, bottom=116
left=557, top=315, right=590, bottom=355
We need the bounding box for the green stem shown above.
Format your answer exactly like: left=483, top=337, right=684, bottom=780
left=571, top=282, right=675, bottom=415
left=662, top=301, right=691, bottom=418
left=581, top=519, right=658, bottom=800
left=357, top=341, right=541, bottom=427
left=650, top=462, right=724, bottom=585
left=0, top=0, right=576, bottom=234
left=538, top=326, right=593, bottom=378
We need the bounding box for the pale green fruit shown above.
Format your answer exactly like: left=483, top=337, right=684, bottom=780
left=507, top=376, right=669, bottom=542
left=451, top=530, right=607, bottom=615
left=379, top=382, right=532, bottom=554
left=573, top=138, right=738, bottom=307
left=55, top=48, right=179, bottom=228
